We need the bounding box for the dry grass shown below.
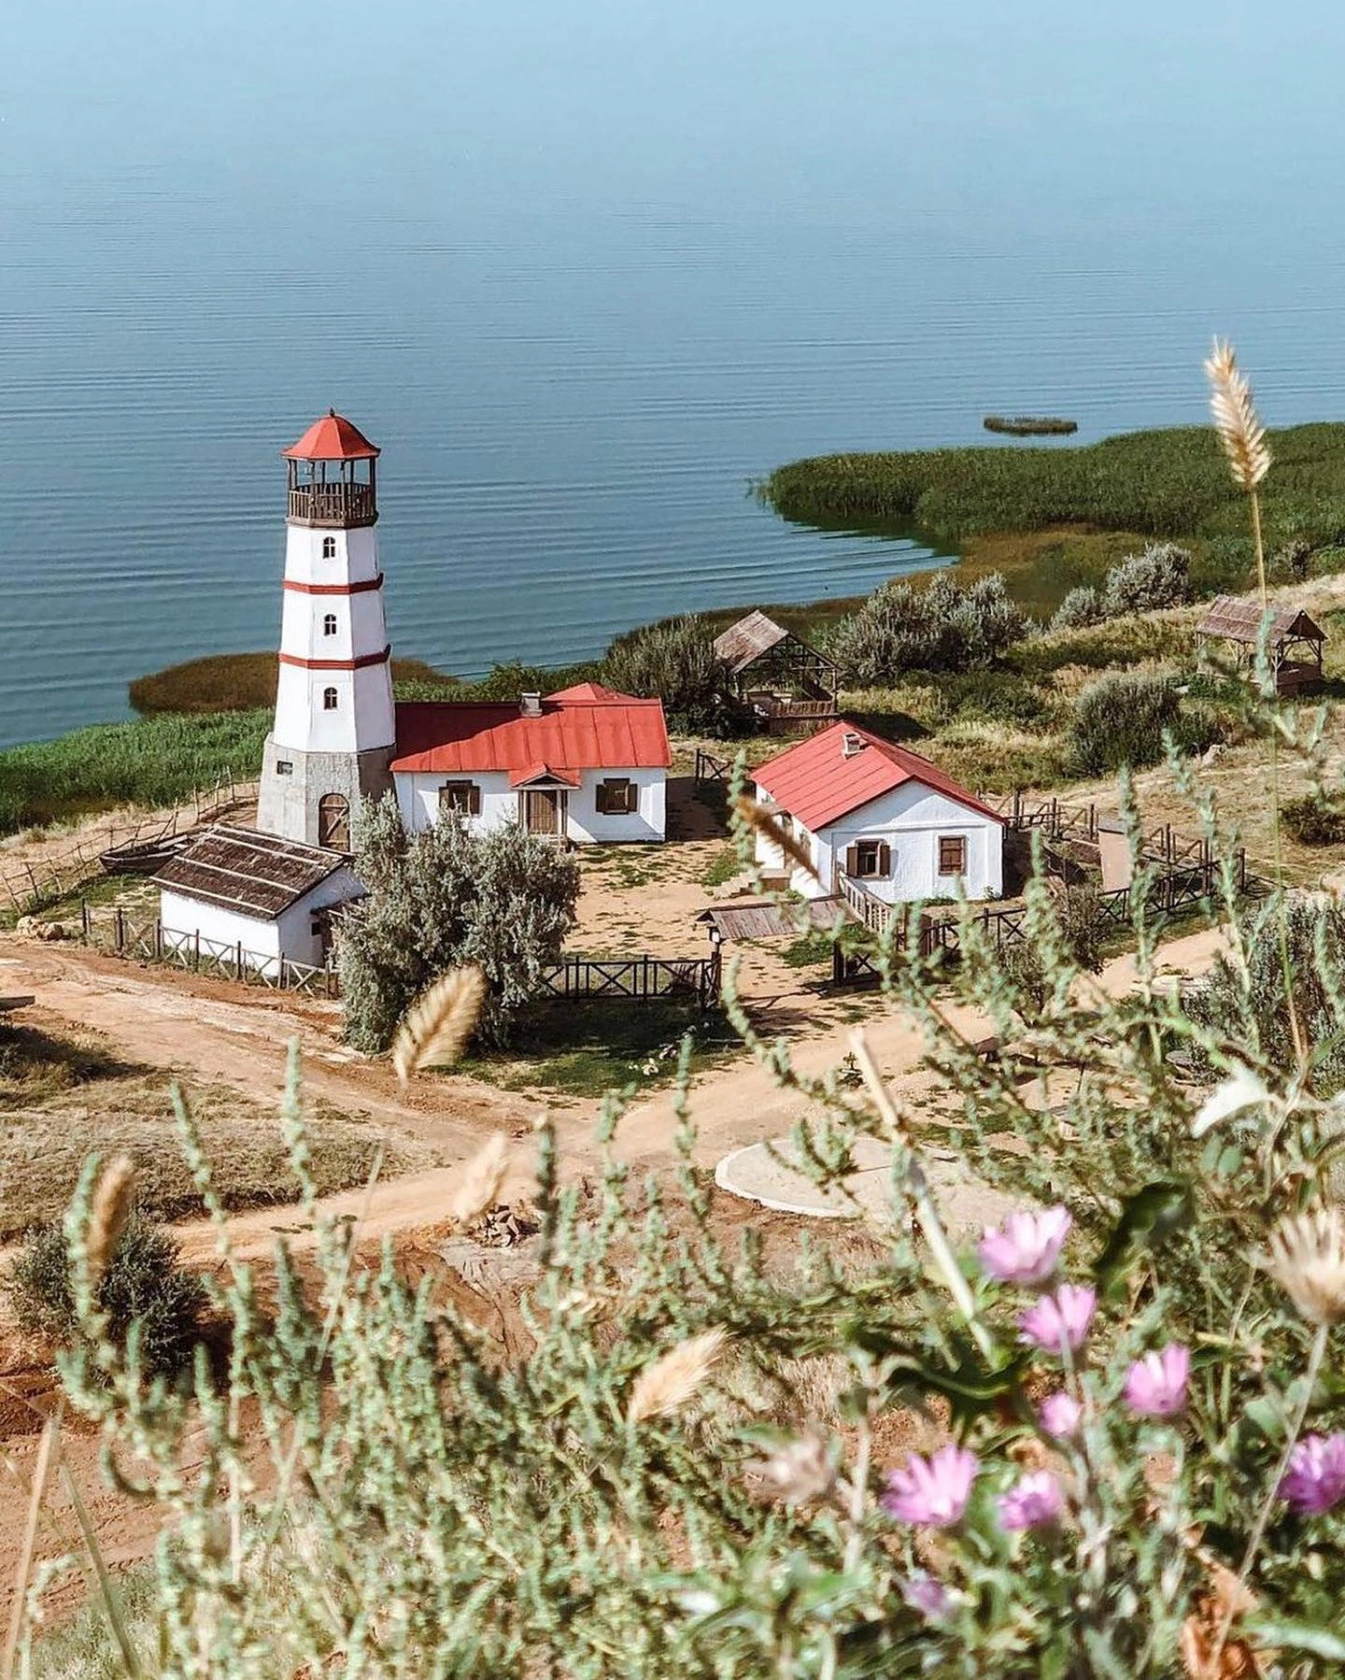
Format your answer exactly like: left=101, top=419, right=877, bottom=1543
left=0, top=1024, right=437, bottom=1240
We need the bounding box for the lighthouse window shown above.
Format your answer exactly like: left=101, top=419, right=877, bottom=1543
left=323, top=613, right=338, bottom=637
left=322, top=686, right=339, bottom=711
left=275, top=760, right=293, bottom=777
left=321, top=537, right=337, bottom=559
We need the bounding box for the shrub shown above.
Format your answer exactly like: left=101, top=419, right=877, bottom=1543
left=1099, top=542, right=1191, bottom=616
left=339, top=795, right=581, bottom=1052
left=998, top=881, right=1105, bottom=1014
left=1281, top=792, right=1345, bottom=847
left=827, top=573, right=1027, bottom=684
left=1067, top=671, right=1180, bottom=774
left=603, top=616, right=749, bottom=737
left=1272, top=536, right=1314, bottom=583
left=1049, top=585, right=1106, bottom=631
left=1187, top=893, right=1345, bottom=1095
left=5, top=1214, right=205, bottom=1377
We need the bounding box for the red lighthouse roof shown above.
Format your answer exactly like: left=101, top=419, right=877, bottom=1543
left=283, top=410, right=380, bottom=461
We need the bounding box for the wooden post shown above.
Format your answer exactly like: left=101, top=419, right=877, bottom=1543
left=81, top=901, right=90, bottom=942
left=115, top=907, right=125, bottom=952
left=194, top=929, right=201, bottom=970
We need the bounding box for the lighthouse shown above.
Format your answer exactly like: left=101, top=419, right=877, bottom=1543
left=256, top=411, right=396, bottom=850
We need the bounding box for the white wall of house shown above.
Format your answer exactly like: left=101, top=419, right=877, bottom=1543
left=755, top=781, right=1003, bottom=904
left=394, top=766, right=666, bottom=843
left=159, top=866, right=362, bottom=976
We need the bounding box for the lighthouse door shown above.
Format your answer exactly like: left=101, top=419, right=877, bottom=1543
left=318, top=794, right=351, bottom=851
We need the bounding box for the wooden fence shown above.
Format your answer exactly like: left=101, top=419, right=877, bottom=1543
left=86, top=906, right=339, bottom=997
left=693, top=748, right=735, bottom=788
left=0, top=776, right=260, bottom=918
left=81, top=906, right=721, bottom=1011
left=832, top=854, right=1236, bottom=984
left=535, top=953, right=722, bottom=1011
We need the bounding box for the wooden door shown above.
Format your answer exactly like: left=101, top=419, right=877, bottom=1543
left=318, top=793, right=351, bottom=851
left=524, top=790, right=561, bottom=835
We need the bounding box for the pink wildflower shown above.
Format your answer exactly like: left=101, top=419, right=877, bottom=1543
left=996, top=1470, right=1065, bottom=1532
left=1018, top=1285, right=1096, bottom=1355
left=881, top=1444, right=978, bottom=1527
left=1039, top=1391, right=1083, bottom=1439
left=899, top=1571, right=954, bottom=1623
left=1279, top=1433, right=1345, bottom=1516
left=1124, top=1344, right=1190, bottom=1417
left=977, top=1206, right=1071, bottom=1287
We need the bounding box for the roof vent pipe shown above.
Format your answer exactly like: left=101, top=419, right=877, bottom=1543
left=842, top=731, right=865, bottom=758
left=521, top=693, right=543, bottom=718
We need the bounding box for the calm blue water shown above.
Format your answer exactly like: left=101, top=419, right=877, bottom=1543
left=4, top=0, right=1345, bottom=747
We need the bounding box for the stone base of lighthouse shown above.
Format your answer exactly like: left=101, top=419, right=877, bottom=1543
left=256, top=736, right=395, bottom=850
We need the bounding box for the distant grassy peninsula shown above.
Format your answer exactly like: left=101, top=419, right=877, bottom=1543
left=765, top=421, right=1345, bottom=547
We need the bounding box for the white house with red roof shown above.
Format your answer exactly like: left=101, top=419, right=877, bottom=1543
left=752, top=720, right=1004, bottom=903
left=392, top=681, right=669, bottom=844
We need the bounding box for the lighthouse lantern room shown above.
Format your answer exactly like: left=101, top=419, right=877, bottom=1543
left=256, top=411, right=396, bottom=851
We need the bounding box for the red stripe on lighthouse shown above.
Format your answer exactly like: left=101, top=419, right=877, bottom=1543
left=278, top=645, right=392, bottom=671
left=283, top=574, right=384, bottom=596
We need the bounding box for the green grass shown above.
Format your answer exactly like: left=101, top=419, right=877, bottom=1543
left=471, top=1001, right=741, bottom=1097
left=764, top=422, right=1345, bottom=551
left=701, top=845, right=743, bottom=888
left=0, top=710, right=273, bottom=835
left=129, top=652, right=462, bottom=715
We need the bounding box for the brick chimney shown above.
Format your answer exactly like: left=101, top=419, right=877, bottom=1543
left=841, top=730, right=865, bottom=758
left=520, top=692, right=542, bottom=718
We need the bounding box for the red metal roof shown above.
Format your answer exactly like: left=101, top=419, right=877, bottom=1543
left=752, top=720, right=1004, bottom=832
left=283, top=410, right=381, bottom=461
left=391, top=696, right=671, bottom=775
left=545, top=681, right=640, bottom=704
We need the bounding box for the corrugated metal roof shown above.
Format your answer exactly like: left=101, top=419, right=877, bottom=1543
left=283, top=410, right=380, bottom=461
left=695, top=899, right=845, bottom=941
left=155, top=825, right=346, bottom=918
left=753, top=720, right=1004, bottom=832
left=713, top=611, right=792, bottom=674
left=391, top=695, right=671, bottom=775
left=1196, top=594, right=1326, bottom=644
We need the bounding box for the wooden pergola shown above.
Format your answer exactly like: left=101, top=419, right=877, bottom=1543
left=1195, top=596, right=1327, bottom=696
left=712, top=611, right=839, bottom=732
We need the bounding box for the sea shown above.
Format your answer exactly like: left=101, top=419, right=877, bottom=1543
left=4, top=0, right=1345, bottom=748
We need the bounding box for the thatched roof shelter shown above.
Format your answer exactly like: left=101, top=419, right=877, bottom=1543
left=1195, top=595, right=1326, bottom=695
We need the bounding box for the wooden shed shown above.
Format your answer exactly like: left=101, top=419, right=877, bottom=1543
left=712, top=611, right=838, bottom=732
left=1196, top=596, right=1326, bottom=695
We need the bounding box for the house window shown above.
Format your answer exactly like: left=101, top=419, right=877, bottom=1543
left=275, top=760, right=293, bottom=777
left=323, top=612, right=338, bottom=637
left=439, top=781, right=482, bottom=817
left=596, top=777, right=636, bottom=816
left=848, top=839, right=891, bottom=880
left=321, top=536, right=337, bottom=559
left=938, top=835, right=968, bottom=876
left=322, top=686, right=339, bottom=710
left=318, top=793, right=350, bottom=850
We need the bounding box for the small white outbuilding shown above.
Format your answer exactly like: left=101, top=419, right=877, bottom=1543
left=751, top=720, right=1004, bottom=903
left=155, top=824, right=362, bottom=977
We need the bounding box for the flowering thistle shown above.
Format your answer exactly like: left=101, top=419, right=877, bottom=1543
left=881, top=1445, right=978, bottom=1527
left=1018, top=1284, right=1096, bottom=1356
left=1124, top=1344, right=1191, bottom=1418
left=87, top=1154, right=138, bottom=1287
left=977, top=1206, right=1071, bottom=1287
left=1278, top=1432, right=1345, bottom=1516
left=1039, top=1391, right=1083, bottom=1439
left=900, top=1572, right=955, bottom=1624
left=626, top=1327, right=728, bottom=1425
left=1205, top=338, right=1270, bottom=493
left=996, top=1470, right=1065, bottom=1532
left=1262, top=1206, right=1345, bottom=1327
